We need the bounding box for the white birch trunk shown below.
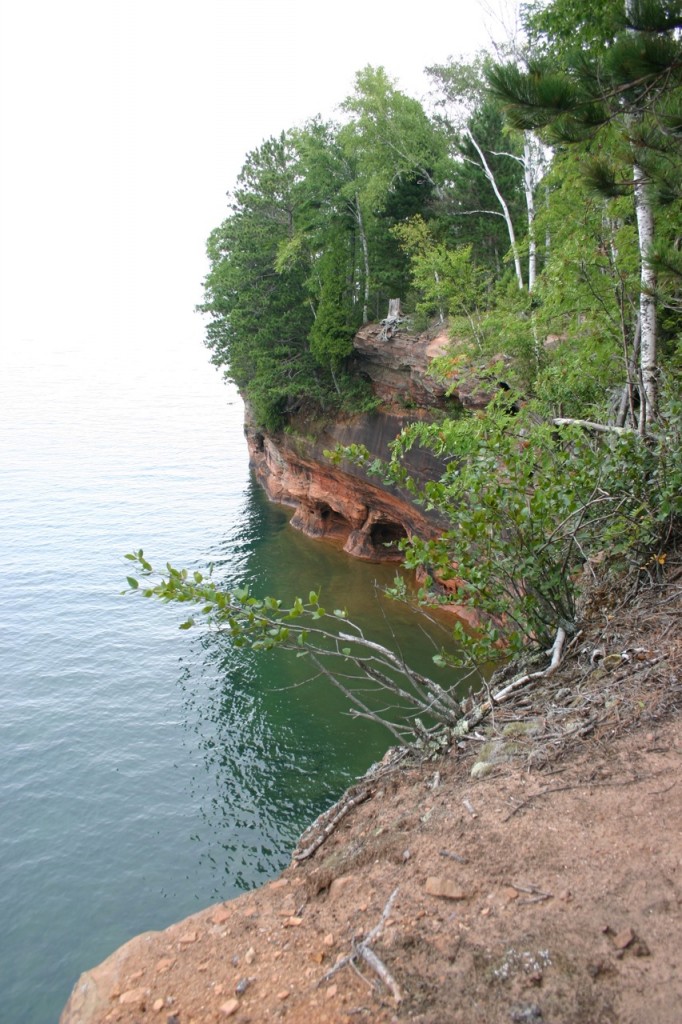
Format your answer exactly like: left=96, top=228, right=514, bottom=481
left=633, top=166, right=657, bottom=427
left=625, top=0, right=658, bottom=427
left=354, top=195, right=370, bottom=323
left=464, top=127, right=524, bottom=290
left=523, top=134, right=537, bottom=292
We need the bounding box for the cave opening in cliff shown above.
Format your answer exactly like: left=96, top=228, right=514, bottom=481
left=318, top=503, right=349, bottom=531
left=369, top=520, right=407, bottom=552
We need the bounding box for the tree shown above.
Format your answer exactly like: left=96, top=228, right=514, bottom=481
left=331, top=386, right=682, bottom=669
left=391, top=215, right=488, bottom=328
left=307, top=237, right=357, bottom=379
left=487, top=0, right=682, bottom=425
left=123, top=552, right=478, bottom=749
left=341, top=66, right=450, bottom=209
left=200, top=132, right=318, bottom=430
left=338, top=66, right=449, bottom=319
left=427, top=54, right=548, bottom=290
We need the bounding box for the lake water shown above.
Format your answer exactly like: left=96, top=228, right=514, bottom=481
left=0, top=337, right=458, bottom=1023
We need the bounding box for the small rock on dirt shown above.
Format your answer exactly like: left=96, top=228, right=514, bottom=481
left=219, top=997, right=240, bottom=1017
left=119, top=987, right=148, bottom=1008
left=425, top=876, right=467, bottom=900
left=212, top=905, right=231, bottom=925
left=613, top=926, right=635, bottom=950
left=329, top=874, right=355, bottom=899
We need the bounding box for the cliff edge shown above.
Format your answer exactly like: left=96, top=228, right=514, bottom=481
left=244, top=322, right=456, bottom=562
left=61, top=569, right=682, bottom=1024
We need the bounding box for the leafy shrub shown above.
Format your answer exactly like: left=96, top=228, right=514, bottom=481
left=332, top=387, right=682, bottom=668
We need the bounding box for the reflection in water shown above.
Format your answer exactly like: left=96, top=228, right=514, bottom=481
left=176, top=479, right=468, bottom=894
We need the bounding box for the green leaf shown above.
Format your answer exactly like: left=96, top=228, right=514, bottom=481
left=126, top=576, right=139, bottom=589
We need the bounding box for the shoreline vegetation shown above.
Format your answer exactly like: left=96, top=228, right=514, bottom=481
left=62, top=567, right=682, bottom=1024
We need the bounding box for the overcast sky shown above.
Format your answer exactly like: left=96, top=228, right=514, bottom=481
left=0, top=0, right=501, bottom=362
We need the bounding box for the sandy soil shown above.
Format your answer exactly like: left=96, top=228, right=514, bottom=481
left=61, top=567, right=682, bottom=1024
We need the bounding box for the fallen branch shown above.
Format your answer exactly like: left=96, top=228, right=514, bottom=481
left=553, top=417, right=632, bottom=435
left=462, top=798, right=478, bottom=818
left=439, top=849, right=468, bottom=864
left=510, top=882, right=553, bottom=904
left=293, top=786, right=373, bottom=862
left=357, top=945, right=402, bottom=1003
left=547, top=627, right=567, bottom=674
left=319, top=888, right=402, bottom=1003
left=502, top=773, right=653, bottom=821
left=464, top=625, right=569, bottom=731
left=293, top=750, right=409, bottom=863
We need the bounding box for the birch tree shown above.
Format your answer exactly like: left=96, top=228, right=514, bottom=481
left=427, top=55, right=547, bottom=291
left=487, top=0, right=682, bottom=425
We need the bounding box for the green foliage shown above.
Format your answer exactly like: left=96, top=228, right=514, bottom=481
left=340, top=65, right=450, bottom=211
left=200, top=73, right=451, bottom=429
left=200, top=132, right=322, bottom=431
left=332, top=391, right=682, bottom=668
left=392, top=216, right=489, bottom=324
left=427, top=58, right=527, bottom=275
left=489, top=3, right=682, bottom=202
left=307, top=239, right=358, bottom=371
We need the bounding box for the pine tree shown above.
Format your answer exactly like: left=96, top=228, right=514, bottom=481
left=487, top=0, right=682, bottom=426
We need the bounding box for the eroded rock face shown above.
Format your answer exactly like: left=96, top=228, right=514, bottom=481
left=246, top=409, right=446, bottom=561
left=351, top=322, right=452, bottom=409
left=244, top=322, right=472, bottom=562
left=352, top=322, right=500, bottom=412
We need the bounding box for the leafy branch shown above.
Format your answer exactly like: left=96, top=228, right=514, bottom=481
left=122, top=551, right=480, bottom=750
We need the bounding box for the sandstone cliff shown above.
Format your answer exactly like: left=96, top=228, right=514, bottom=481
left=245, top=322, right=479, bottom=562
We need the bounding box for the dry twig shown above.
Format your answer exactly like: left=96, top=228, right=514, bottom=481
left=318, top=888, right=402, bottom=1003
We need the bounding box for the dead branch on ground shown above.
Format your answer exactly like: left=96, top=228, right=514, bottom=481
left=318, top=888, right=402, bottom=1003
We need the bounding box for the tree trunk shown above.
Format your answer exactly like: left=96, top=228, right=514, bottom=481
left=633, top=162, right=657, bottom=428
left=615, top=315, right=640, bottom=429
left=523, top=134, right=537, bottom=292
left=354, top=195, right=371, bottom=323
left=624, top=1, right=658, bottom=428
left=464, top=128, right=524, bottom=290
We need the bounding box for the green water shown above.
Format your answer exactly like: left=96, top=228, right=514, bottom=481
left=175, top=481, right=461, bottom=892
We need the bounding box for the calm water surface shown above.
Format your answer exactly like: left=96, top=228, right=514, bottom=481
left=0, top=339, right=455, bottom=1023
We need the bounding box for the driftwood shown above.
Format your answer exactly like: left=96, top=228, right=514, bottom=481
left=292, top=785, right=373, bottom=862
left=292, top=748, right=409, bottom=862
left=463, top=625, right=569, bottom=732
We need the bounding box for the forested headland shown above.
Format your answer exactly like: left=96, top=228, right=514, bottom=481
left=130, top=0, right=682, bottom=743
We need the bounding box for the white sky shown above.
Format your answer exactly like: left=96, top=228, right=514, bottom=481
left=0, top=0, right=497, bottom=362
